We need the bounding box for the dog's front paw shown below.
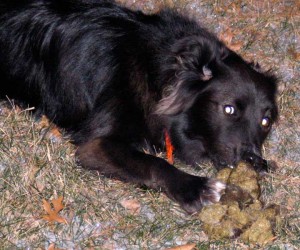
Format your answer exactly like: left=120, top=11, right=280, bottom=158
left=167, top=175, right=226, bottom=214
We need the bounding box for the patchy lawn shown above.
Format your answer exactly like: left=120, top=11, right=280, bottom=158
left=0, top=0, right=299, bottom=249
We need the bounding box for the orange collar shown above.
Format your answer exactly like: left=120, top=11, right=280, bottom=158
left=164, top=130, right=174, bottom=165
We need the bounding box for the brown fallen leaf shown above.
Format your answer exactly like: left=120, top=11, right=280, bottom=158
left=288, top=48, right=300, bottom=61
left=28, top=164, right=40, bottom=182
left=42, top=196, right=67, bottom=224
left=38, top=115, right=62, bottom=140
left=220, top=29, right=234, bottom=45
left=120, top=199, right=141, bottom=215
left=49, top=127, right=62, bottom=139
left=228, top=41, right=244, bottom=52
left=165, top=243, right=196, bottom=250
left=39, top=115, right=50, bottom=128
left=286, top=197, right=295, bottom=211
left=48, top=243, right=64, bottom=250
left=219, top=29, right=243, bottom=52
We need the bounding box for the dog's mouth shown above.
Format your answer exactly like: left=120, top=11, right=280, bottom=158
left=214, top=151, right=270, bottom=173
left=241, top=151, right=269, bottom=173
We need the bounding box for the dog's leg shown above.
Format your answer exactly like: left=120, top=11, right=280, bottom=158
left=76, top=137, right=225, bottom=214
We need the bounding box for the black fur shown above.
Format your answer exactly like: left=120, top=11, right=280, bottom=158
left=0, top=0, right=278, bottom=213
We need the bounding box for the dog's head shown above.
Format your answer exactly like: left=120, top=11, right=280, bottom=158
left=156, top=36, right=278, bottom=170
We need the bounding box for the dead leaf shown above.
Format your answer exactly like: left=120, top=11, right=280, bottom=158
left=49, top=127, right=62, bottom=139
left=286, top=197, right=295, bottom=210
left=28, top=164, right=40, bottom=182
left=38, top=115, right=62, bottom=140
left=165, top=243, right=197, bottom=250
left=120, top=199, right=141, bottom=215
left=52, top=196, right=65, bottom=211
left=220, top=29, right=233, bottom=45
left=288, top=48, right=300, bottom=61
left=228, top=41, right=244, bottom=51
left=48, top=243, right=63, bottom=250
left=39, top=115, right=50, bottom=128
left=101, top=241, right=115, bottom=250
left=219, top=29, right=243, bottom=52
left=42, top=196, right=67, bottom=224
left=164, top=0, right=175, bottom=8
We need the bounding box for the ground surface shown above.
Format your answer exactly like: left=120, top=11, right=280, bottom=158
left=0, top=0, right=299, bottom=249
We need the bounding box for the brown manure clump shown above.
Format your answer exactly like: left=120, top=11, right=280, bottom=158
left=199, top=161, right=281, bottom=246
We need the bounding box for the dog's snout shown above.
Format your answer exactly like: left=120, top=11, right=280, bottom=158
left=240, top=142, right=261, bottom=164
left=241, top=151, right=269, bottom=173
left=240, top=143, right=261, bottom=157
left=241, top=151, right=255, bottom=164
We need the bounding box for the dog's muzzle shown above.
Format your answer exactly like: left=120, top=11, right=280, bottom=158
left=241, top=151, right=269, bottom=173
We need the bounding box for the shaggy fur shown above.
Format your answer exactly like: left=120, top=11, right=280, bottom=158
left=0, top=0, right=277, bottom=213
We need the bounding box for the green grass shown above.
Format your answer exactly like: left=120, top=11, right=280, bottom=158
left=1, top=0, right=300, bottom=249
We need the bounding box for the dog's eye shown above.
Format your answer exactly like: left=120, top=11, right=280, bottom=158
left=261, top=117, right=271, bottom=128
left=224, top=105, right=235, bottom=115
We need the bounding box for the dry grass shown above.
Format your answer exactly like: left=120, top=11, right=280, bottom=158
left=1, top=0, right=299, bottom=249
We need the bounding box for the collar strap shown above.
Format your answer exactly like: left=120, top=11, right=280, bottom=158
left=164, top=130, right=174, bottom=165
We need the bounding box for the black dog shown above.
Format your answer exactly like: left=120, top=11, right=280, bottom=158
left=0, top=0, right=277, bottom=213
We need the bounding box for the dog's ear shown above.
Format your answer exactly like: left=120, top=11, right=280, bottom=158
left=248, top=61, right=278, bottom=90
left=249, top=61, right=263, bottom=73
left=155, top=36, right=226, bottom=116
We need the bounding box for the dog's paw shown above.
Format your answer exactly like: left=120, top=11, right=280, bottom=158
left=167, top=175, right=226, bottom=214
